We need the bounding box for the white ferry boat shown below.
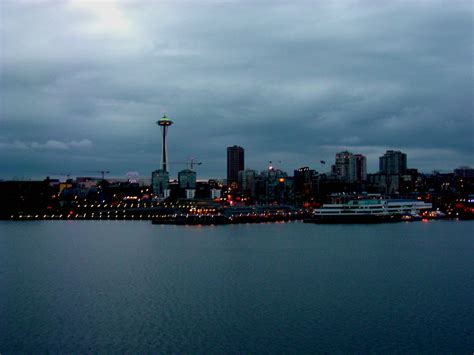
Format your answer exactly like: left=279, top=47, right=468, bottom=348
left=305, top=199, right=432, bottom=224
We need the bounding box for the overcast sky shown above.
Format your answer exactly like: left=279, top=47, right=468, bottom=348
left=0, top=0, right=472, bottom=180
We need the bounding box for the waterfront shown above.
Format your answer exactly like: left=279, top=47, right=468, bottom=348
left=1, top=220, right=473, bottom=353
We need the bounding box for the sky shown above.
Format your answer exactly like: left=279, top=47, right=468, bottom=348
left=0, top=0, right=472, bottom=180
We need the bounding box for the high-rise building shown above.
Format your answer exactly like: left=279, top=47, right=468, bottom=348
left=178, top=169, right=197, bottom=189
left=379, top=150, right=407, bottom=174
left=238, top=169, right=257, bottom=196
left=332, top=151, right=352, bottom=182
left=151, top=170, right=170, bottom=197
left=227, top=145, right=244, bottom=186
left=454, top=166, right=474, bottom=178
left=256, top=168, right=289, bottom=204
left=332, top=151, right=367, bottom=183
left=294, top=167, right=317, bottom=197
left=353, top=154, right=367, bottom=182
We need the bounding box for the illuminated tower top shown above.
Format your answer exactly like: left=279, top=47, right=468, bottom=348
left=157, top=114, right=174, bottom=127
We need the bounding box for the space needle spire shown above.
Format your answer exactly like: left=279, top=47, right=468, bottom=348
left=156, top=114, right=174, bottom=172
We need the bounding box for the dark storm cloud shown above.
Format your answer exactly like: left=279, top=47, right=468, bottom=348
left=0, top=0, right=472, bottom=179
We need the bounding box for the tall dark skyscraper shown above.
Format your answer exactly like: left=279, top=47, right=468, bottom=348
left=227, top=145, right=244, bottom=185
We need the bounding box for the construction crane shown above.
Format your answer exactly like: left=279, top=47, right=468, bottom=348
left=85, top=170, right=110, bottom=179
left=169, top=158, right=203, bottom=170
left=50, top=172, right=72, bottom=179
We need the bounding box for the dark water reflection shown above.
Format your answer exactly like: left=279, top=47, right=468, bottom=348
left=1, top=220, right=473, bottom=353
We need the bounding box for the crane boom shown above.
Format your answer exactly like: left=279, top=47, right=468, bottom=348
left=84, top=170, right=110, bottom=179
left=169, top=158, right=203, bottom=170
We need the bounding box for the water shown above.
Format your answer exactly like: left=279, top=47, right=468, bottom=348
left=1, top=220, right=473, bottom=353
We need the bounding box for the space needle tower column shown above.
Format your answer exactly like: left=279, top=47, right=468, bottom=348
left=151, top=114, right=174, bottom=198
left=157, top=114, right=174, bottom=172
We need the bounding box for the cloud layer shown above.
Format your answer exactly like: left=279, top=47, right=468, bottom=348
left=1, top=0, right=472, bottom=179
left=0, top=139, right=92, bottom=150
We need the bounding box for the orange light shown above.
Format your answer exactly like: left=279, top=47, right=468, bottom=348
left=279, top=178, right=285, bottom=183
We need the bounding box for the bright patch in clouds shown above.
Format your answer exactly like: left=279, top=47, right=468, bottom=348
left=68, top=0, right=132, bottom=36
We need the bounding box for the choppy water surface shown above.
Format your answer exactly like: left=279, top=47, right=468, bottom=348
left=1, top=220, right=473, bottom=353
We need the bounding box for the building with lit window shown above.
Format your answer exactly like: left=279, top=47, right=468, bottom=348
left=331, top=151, right=367, bottom=183
left=151, top=170, right=170, bottom=198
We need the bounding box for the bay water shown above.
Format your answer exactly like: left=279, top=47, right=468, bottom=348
left=1, top=220, right=473, bottom=353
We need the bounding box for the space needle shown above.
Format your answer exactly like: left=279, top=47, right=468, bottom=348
left=151, top=114, right=174, bottom=198
left=157, top=114, right=173, bottom=172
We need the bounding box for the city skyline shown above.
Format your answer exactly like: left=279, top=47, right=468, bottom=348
left=0, top=140, right=472, bottom=182
left=0, top=1, right=472, bottom=179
